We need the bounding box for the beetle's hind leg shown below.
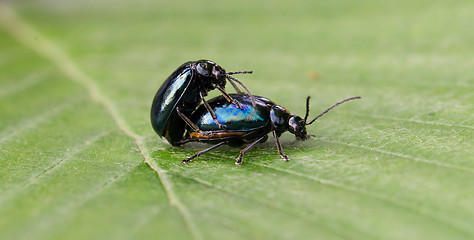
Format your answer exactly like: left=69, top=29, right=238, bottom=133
left=181, top=141, right=228, bottom=164
left=236, top=135, right=268, bottom=165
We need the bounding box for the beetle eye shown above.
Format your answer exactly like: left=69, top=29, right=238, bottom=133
left=212, top=66, right=224, bottom=79
left=288, top=117, right=298, bottom=133
left=197, top=63, right=209, bottom=76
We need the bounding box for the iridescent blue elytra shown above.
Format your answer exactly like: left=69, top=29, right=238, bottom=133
left=197, top=101, right=267, bottom=131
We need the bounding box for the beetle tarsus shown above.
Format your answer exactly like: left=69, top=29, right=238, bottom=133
left=232, top=99, right=243, bottom=109
left=281, top=154, right=290, bottom=161
left=235, top=156, right=243, bottom=165
left=215, top=120, right=227, bottom=130
left=216, top=85, right=243, bottom=109
left=181, top=159, right=191, bottom=164
left=182, top=154, right=198, bottom=164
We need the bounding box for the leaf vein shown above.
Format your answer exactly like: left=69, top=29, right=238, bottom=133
left=170, top=172, right=367, bottom=240
left=0, top=4, right=200, bottom=240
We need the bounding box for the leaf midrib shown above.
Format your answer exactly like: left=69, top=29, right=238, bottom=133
left=0, top=3, right=200, bottom=240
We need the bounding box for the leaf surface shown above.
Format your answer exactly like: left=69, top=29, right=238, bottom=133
left=0, top=1, right=473, bottom=239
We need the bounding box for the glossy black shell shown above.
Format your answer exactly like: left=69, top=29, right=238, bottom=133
left=151, top=63, right=194, bottom=135
left=150, top=60, right=226, bottom=145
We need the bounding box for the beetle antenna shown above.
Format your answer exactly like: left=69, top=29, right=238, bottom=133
left=226, top=75, right=257, bottom=106
left=306, top=96, right=361, bottom=125
left=304, top=96, right=311, bottom=123
left=227, top=70, right=253, bottom=75
left=226, top=70, right=253, bottom=93
left=227, top=78, right=243, bottom=94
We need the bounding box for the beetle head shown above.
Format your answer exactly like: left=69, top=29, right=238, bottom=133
left=289, top=96, right=361, bottom=141
left=195, top=60, right=256, bottom=106
left=288, top=115, right=308, bottom=141
left=195, top=60, right=227, bottom=88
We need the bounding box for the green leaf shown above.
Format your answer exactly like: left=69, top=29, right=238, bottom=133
left=0, top=0, right=473, bottom=239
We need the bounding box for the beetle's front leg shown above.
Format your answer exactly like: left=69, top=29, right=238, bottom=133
left=176, top=108, right=215, bottom=139
left=272, top=130, right=290, bottom=161
left=215, top=85, right=243, bottom=109
left=200, top=92, right=227, bottom=129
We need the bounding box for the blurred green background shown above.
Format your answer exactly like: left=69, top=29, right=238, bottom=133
left=0, top=0, right=473, bottom=239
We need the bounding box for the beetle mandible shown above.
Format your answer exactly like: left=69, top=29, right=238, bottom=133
left=150, top=60, right=255, bottom=146
left=177, top=93, right=361, bottom=165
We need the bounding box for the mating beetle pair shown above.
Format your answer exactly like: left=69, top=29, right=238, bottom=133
left=151, top=60, right=360, bottom=164
left=150, top=60, right=254, bottom=145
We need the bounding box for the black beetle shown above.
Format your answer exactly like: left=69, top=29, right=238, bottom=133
left=150, top=60, right=255, bottom=146
left=177, top=93, right=361, bottom=165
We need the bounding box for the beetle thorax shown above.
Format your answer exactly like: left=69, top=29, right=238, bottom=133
left=194, top=60, right=227, bottom=90
left=270, top=105, right=291, bottom=135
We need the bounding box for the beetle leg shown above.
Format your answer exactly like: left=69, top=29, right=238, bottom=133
left=181, top=141, right=228, bottom=164
left=176, top=107, right=200, bottom=132
left=228, top=79, right=243, bottom=94
left=215, top=86, right=243, bottom=109
left=200, top=92, right=227, bottom=129
left=175, top=138, right=191, bottom=146
left=272, top=130, right=290, bottom=161
left=236, top=135, right=268, bottom=165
